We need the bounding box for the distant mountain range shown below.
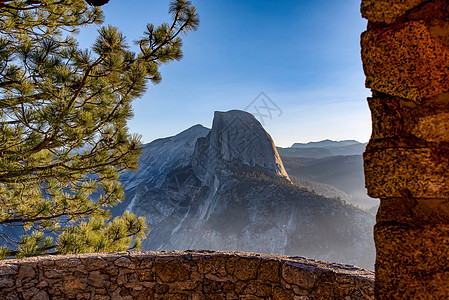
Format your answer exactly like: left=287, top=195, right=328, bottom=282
left=117, top=110, right=376, bottom=269
left=292, top=139, right=362, bottom=148
left=278, top=139, right=367, bottom=159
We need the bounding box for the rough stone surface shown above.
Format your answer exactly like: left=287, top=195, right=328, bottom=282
left=361, top=0, right=426, bottom=23
left=364, top=92, right=449, bottom=200
left=375, top=223, right=449, bottom=298
left=361, top=0, right=449, bottom=298
left=366, top=92, right=449, bottom=143
left=362, top=21, right=449, bottom=101
left=364, top=147, right=449, bottom=198
left=0, top=250, right=374, bottom=299
left=406, top=0, right=449, bottom=46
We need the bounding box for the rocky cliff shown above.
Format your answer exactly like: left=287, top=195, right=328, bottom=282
left=192, top=110, right=289, bottom=184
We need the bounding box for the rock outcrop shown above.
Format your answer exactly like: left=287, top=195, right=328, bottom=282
left=0, top=250, right=374, bottom=299
left=192, top=110, right=289, bottom=184
left=361, top=0, right=449, bottom=298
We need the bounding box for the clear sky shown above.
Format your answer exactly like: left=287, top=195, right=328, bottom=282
left=79, top=0, right=371, bottom=147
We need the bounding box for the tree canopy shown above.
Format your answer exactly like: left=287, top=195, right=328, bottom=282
left=0, top=0, right=199, bottom=258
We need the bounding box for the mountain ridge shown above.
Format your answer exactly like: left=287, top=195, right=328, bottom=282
left=291, top=139, right=362, bottom=148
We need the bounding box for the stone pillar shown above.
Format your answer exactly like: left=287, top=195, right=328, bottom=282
left=361, top=0, right=449, bottom=298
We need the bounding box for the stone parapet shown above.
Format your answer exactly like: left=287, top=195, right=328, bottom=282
left=0, top=250, right=374, bottom=299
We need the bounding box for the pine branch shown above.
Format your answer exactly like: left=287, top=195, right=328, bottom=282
left=0, top=0, right=197, bottom=258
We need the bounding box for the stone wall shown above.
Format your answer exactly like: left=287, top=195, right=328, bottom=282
left=0, top=250, right=374, bottom=299
left=361, top=0, right=449, bottom=298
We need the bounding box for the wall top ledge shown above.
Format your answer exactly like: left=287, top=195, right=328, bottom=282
left=0, top=249, right=374, bottom=280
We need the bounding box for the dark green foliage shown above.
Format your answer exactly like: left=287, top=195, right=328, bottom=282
left=85, top=0, right=110, bottom=6
left=0, top=0, right=199, bottom=258
left=288, top=175, right=352, bottom=203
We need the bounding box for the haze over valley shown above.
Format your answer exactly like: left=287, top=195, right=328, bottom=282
left=115, top=110, right=377, bottom=269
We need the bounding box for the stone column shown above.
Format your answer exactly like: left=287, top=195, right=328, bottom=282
left=361, top=0, right=449, bottom=298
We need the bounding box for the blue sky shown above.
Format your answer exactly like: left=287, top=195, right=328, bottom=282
left=80, top=0, right=370, bottom=147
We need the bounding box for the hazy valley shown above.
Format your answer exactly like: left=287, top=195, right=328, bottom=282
left=278, top=140, right=379, bottom=212
left=115, top=110, right=377, bottom=269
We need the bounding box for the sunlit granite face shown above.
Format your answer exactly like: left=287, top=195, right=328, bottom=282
left=192, top=110, right=290, bottom=183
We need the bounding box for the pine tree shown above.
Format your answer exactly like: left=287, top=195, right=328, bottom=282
left=0, top=0, right=199, bottom=258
